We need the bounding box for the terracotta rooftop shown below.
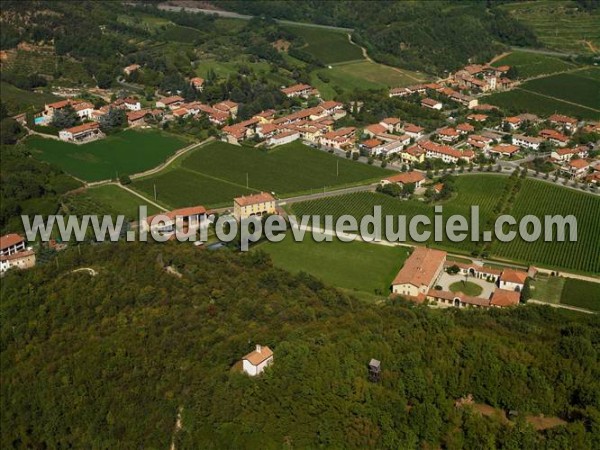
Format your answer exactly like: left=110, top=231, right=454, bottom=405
left=234, top=192, right=276, bottom=207
left=0, top=233, right=24, bottom=250
left=384, top=172, right=426, bottom=185
left=243, top=345, right=273, bottom=366
left=392, top=246, right=447, bottom=288
left=500, top=269, right=528, bottom=284
left=490, top=289, right=520, bottom=307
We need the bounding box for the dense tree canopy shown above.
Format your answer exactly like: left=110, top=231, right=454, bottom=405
left=1, top=243, right=599, bottom=448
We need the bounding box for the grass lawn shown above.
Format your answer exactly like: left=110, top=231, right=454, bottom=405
left=84, top=185, right=162, bottom=218
left=284, top=25, right=363, bottom=64
left=529, top=275, right=565, bottom=304
left=26, top=130, right=188, bottom=182
left=484, top=88, right=600, bottom=120
left=312, top=60, right=426, bottom=99
left=449, top=281, right=483, bottom=296
left=490, top=51, right=576, bottom=78
left=256, top=234, right=410, bottom=295
left=134, top=141, right=391, bottom=208
left=560, top=279, right=600, bottom=312
left=520, top=70, right=600, bottom=110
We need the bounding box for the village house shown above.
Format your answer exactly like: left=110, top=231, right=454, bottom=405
left=360, top=138, right=383, bottom=155
left=391, top=247, right=447, bottom=302
left=381, top=171, right=426, bottom=189
left=418, top=140, right=474, bottom=164
left=320, top=127, right=356, bottom=150
left=549, top=114, right=578, bottom=132
left=156, top=96, right=185, bottom=110
left=222, top=124, right=251, bottom=144
left=467, top=134, right=494, bottom=151
left=141, top=206, right=207, bottom=235
left=436, top=127, right=460, bottom=143
left=59, top=122, right=103, bottom=142
left=233, top=192, right=277, bottom=221
left=123, top=97, right=141, bottom=111
left=372, top=140, right=405, bottom=157
left=466, top=113, right=488, bottom=123
left=363, top=123, right=387, bottom=138
left=450, top=92, right=478, bottom=109
left=190, top=77, right=204, bottom=91
left=403, top=123, right=424, bottom=140
left=489, top=144, right=520, bottom=158
left=267, top=130, right=300, bottom=147
left=126, top=109, right=151, bottom=127
left=563, top=159, right=591, bottom=178
left=379, top=117, right=402, bottom=133
left=389, top=87, right=411, bottom=98
left=551, top=146, right=589, bottom=162
left=399, top=145, right=426, bottom=165
left=281, top=83, right=319, bottom=98
left=503, top=116, right=522, bottom=130
left=242, top=344, right=273, bottom=376
left=213, top=100, right=239, bottom=119
left=421, top=98, right=442, bottom=110
left=123, top=63, right=140, bottom=75
left=42, top=99, right=93, bottom=122
left=540, top=129, right=569, bottom=147
left=0, top=234, right=35, bottom=274
left=253, top=109, right=276, bottom=123
left=456, top=123, right=475, bottom=134
left=512, top=134, right=543, bottom=151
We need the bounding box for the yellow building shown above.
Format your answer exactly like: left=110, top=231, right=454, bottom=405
left=233, top=192, right=277, bottom=221
left=400, top=146, right=426, bottom=164
left=391, top=247, right=446, bottom=302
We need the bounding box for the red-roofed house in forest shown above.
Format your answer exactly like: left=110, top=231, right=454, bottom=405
left=242, top=344, right=274, bottom=376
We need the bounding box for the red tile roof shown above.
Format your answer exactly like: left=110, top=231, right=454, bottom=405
left=234, top=192, right=276, bottom=207
left=490, top=289, right=520, bottom=307
left=384, top=172, right=426, bottom=185
left=243, top=346, right=273, bottom=366
left=0, top=233, right=24, bottom=251
left=392, top=246, right=446, bottom=287
left=500, top=269, right=528, bottom=284
left=64, top=122, right=100, bottom=135
left=362, top=138, right=383, bottom=148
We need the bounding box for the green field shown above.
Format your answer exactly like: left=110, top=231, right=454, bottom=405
left=484, top=88, right=600, bottom=120
left=284, top=25, right=363, bottom=64
left=291, top=176, right=600, bottom=275
left=491, top=51, right=576, bottom=78
left=519, top=69, right=600, bottom=110
left=490, top=179, right=600, bottom=275
left=530, top=275, right=565, bottom=304
left=500, top=0, right=600, bottom=55
left=133, top=141, right=392, bottom=208
left=256, top=234, right=409, bottom=296
left=312, top=60, right=426, bottom=99
left=26, top=130, right=188, bottom=182
left=65, top=185, right=162, bottom=220
left=0, top=81, right=58, bottom=115
left=560, top=278, right=600, bottom=311
left=449, top=281, right=483, bottom=296
left=291, top=175, right=508, bottom=254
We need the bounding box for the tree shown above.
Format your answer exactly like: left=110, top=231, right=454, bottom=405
left=51, top=105, right=79, bottom=129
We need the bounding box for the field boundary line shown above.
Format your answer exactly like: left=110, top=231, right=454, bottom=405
left=515, top=88, right=600, bottom=112
left=179, top=167, right=262, bottom=193
left=527, top=299, right=597, bottom=315
left=116, top=183, right=170, bottom=212
left=131, top=137, right=215, bottom=180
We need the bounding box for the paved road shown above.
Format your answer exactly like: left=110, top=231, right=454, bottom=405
left=279, top=183, right=377, bottom=206
left=156, top=3, right=353, bottom=31
left=509, top=46, right=577, bottom=58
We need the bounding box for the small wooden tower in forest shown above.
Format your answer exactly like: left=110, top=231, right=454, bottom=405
left=368, top=358, right=381, bottom=382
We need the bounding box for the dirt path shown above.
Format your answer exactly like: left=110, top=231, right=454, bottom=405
left=116, top=183, right=169, bottom=212
left=516, top=87, right=600, bottom=112
left=528, top=299, right=597, bottom=315
left=489, top=52, right=512, bottom=64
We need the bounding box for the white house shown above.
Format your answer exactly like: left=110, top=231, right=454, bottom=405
left=59, top=122, right=103, bottom=142
left=421, top=98, right=442, bottom=110
left=124, top=98, right=141, bottom=111
left=512, top=134, right=543, bottom=151
left=242, top=344, right=274, bottom=376
left=267, top=130, right=300, bottom=147
left=142, top=206, right=207, bottom=235
left=498, top=269, right=527, bottom=292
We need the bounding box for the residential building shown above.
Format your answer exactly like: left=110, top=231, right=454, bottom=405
left=381, top=171, right=426, bottom=188
left=267, top=130, right=300, bottom=147
left=499, top=269, right=528, bottom=292
left=0, top=234, right=26, bottom=257
left=549, top=114, right=578, bottom=132
left=155, top=96, right=185, bottom=109
left=489, top=144, right=519, bottom=158
left=403, top=123, right=424, bottom=139
left=142, top=206, right=207, bottom=234
left=551, top=146, right=588, bottom=162
left=1, top=250, right=36, bottom=274
left=281, top=83, right=319, bottom=98
left=512, top=134, right=543, bottom=151
left=421, top=98, right=442, bottom=110
left=233, top=192, right=277, bottom=221
left=418, top=140, right=474, bottom=163
left=58, top=122, right=103, bottom=142
left=379, top=117, right=402, bottom=133
left=123, top=63, right=140, bottom=75
left=540, top=129, right=569, bottom=147
left=436, top=127, right=460, bottom=143
left=190, top=77, right=204, bottom=91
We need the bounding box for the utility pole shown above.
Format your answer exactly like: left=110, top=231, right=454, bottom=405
left=337, top=160, right=339, bottom=177
left=246, top=172, right=249, bottom=188
left=154, top=184, right=157, bottom=201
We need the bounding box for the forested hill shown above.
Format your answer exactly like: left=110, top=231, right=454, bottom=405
left=214, top=0, right=538, bottom=74
left=1, top=243, right=599, bottom=448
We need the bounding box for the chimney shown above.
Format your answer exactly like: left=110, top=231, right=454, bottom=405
left=255, top=344, right=262, bottom=353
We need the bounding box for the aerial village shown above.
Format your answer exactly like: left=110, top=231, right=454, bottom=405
left=4, top=60, right=599, bottom=318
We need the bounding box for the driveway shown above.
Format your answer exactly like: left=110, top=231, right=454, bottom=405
left=436, top=272, right=496, bottom=299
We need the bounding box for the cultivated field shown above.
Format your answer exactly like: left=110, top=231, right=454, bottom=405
left=500, top=0, right=600, bottom=55
left=291, top=176, right=600, bottom=275
left=284, top=25, right=363, bottom=64
left=26, top=130, right=188, bottom=182
left=491, top=51, right=576, bottom=78
left=133, top=141, right=391, bottom=208
left=490, top=179, right=600, bottom=275
left=485, top=88, right=600, bottom=120
left=519, top=69, right=600, bottom=110
left=0, top=81, right=58, bottom=115
left=256, top=234, right=410, bottom=296
left=290, top=175, right=509, bottom=255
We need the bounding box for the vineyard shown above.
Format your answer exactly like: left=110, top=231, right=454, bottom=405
left=291, top=176, right=600, bottom=275
left=290, top=175, right=509, bottom=254
left=490, top=179, right=600, bottom=275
